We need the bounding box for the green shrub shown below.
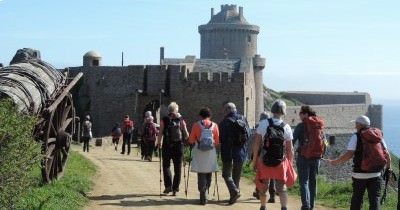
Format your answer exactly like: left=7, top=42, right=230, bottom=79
left=0, top=99, right=41, bottom=210
left=241, top=159, right=398, bottom=209
left=15, top=151, right=97, bottom=210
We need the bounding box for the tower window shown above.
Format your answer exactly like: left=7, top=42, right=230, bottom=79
left=248, top=35, right=251, bottom=42
left=92, top=60, right=99, bottom=66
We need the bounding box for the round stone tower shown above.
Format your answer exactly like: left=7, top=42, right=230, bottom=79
left=198, top=4, right=260, bottom=59
left=83, top=51, right=102, bottom=67
left=199, top=5, right=265, bottom=122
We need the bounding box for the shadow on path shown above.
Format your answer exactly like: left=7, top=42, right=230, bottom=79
left=90, top=193, right=258, bottom=208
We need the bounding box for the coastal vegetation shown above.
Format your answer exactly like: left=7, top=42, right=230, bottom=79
left=14, top=151, right=97, bottom=210
left=0, top=99, right=41, bottom=209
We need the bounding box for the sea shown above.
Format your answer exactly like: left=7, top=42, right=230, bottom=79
left=381, top=101, right=400, bottom=157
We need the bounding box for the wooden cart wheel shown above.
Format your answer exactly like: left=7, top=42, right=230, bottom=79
left=42, top=94, right=75, bottom=183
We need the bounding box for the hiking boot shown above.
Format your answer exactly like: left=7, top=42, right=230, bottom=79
left=172, top=191, right=177, bottom=196
left=199, top=199, right=207, bottom=205
left=259, top=206, right=266, bottom=210
left=228, top=193, right=241, bottom=204
left=146, top=156, right=152, bottom=161
left=267, top=197, right=275, bottom=203
left=281, top=207, right=287, bottom=210
left=253, top=191, right=260, bottom=199
left=163, top=188, right=172, bottom=194
left=120, top=152, right=124, bottom=155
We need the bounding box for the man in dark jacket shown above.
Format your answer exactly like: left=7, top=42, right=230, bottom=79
left=219, top=102, right=249, bottom=204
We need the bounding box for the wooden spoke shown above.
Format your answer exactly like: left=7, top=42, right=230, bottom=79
left=42, top=94, right=75, bottom=183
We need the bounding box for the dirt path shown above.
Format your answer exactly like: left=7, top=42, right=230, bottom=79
left=74, top=137, right=331, bottom=210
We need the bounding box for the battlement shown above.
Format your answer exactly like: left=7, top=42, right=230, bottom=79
left=205, top=4, right=249, bottom=27
left=185, top=71, right=245, bottom=83
left=220, top=4, right=237, bottom=13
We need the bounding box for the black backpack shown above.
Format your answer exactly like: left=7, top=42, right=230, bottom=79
left=262, top=118, right=286, bottom=167
left=228, top=116, right=250, bottom=147
left=163, top=117, right=183, bottom=144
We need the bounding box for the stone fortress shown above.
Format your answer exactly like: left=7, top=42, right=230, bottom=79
left=69, top=4, right=382, bottom=139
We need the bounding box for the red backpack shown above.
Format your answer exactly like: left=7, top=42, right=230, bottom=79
left=358, top=128, right=387, bottom=172
left=143, top=122, right=156, bottom=141
left=301, top=116, right=326, bottom=159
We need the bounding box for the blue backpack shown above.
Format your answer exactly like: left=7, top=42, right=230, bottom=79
left=197, top=121, right=215, bottom=151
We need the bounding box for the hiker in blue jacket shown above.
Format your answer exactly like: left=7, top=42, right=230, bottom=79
left=218, top=102, right=250, bottom=205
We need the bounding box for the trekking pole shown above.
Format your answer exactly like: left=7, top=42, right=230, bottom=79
left=183, top=146, right=187, bottom=198
left=159, top=145, right=162, bottom=198
left=213, top=151, right=220, bottom=200
left=137, top=139, right=141, bottom=157
left=185, top=147, right=192, bottom=197
left=381, top=168, right=397, bottom=205
left=215, top=171, right=220, bottom=201
left=213, top=155, right=218, bottom=197
left=213, top=176, right=216, bottom=196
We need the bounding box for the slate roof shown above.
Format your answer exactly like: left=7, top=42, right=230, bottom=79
left=163, top=58, right=242, bottom=73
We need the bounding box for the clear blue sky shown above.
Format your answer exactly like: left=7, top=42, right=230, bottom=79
left=1, top=0, right=399, bottom=103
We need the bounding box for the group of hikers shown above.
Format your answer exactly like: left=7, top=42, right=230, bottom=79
left=110, top=111, right=159, bottom=161
left=82, top=99, right=393, bottom=210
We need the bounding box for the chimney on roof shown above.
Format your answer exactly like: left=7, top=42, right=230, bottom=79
left=160, top=47, right=165, bottom=65
left=121, top=51, right=124, bottom=66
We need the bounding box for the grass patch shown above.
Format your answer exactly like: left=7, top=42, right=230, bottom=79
left=15, top=151, right=97, bottom=210
left=184, top=146, right=398, bottom=209
left=241, top=159, right=398, bottom=210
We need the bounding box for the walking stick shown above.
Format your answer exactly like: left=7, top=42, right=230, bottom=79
left=213, top=152, right=220, bottom=201
left=381, top=168, right=397, bottom=205
left=213, top=174, right=216, bottom=196
left=185, top=147, right=192, bottom=198
left=137, top=139, right=141, bottom=157
left=214, top=171, right=220, bottom=201
left=159, top=145, right=162, bottom=198
left=183, top=146, right=187, bottom=198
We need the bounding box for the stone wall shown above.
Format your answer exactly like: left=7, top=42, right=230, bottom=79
left=69, top=65, right=252, bottom=137
left=70, top=66, right=145, bottom=136
left=285, top=104, right=382, bottom=134
left=283, top=91, right=372, bottom=106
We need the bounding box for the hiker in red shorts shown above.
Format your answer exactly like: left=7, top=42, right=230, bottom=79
left=251, top=100, right=294, bottom=210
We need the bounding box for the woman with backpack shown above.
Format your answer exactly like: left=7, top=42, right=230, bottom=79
left=141, top=115, right=158, bottom=161
left=251, top=100, right=294, bottom=210
left=111, top=123, right=122, bottom=151
left=188, top=107, right=220, bottom=205
left=156, top=102, right=189, bottom=196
